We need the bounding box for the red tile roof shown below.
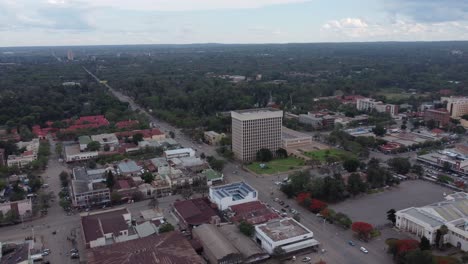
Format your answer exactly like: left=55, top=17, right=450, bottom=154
left=81, top=208, right=129, bottom=244
left=229, top=201, right=279, bottom=225
left=117, top=180, right=131, bottom=190
left=116, top=120, right=139, bottom=129
left=87, top=232, right=203, bottom=264
left=173, top=198, right=218, bottom=227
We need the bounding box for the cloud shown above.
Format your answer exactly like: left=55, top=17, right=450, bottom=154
left=384, top=0, right=468, bottom=23
left=84, top=0, right=312, bottom=11
left=321, top=17, right=468, bottom=41
left=0, top=0, right=93, bottom=31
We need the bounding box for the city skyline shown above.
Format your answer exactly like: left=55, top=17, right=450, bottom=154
left=1, top=0, right=468, bottom=47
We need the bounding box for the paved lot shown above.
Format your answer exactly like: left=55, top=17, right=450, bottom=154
left=331, top=180, right=454, bottom=226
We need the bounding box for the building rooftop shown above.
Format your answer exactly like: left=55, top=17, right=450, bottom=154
left=150, top=157, right=168, bottom=168
left=210, top=182, right=257, bottom=201
left=117, top=160, right=142, bottom=174
left=65, top=144, right=83, bottom=156
left=81, top=208, right=130, bottom=243
left=398, top=192, right=468, bottom=228
left=218, top=224, right=269, bottom=261
left=78, top=135, right=92, bottom=145
left=192, top=224, right=241, bottom=260
left=72, top=180, right=90, bottom=194
left=202, top=169, right=223, bottom=181
left=282, top=126, right=312, bottom=140
left=231, top=108, right=283, bottom=120
left=87, top=232, right=203, bottom=264
left=229, top=201, right=279, bottom=225
left=256, top=218, right=312, bottom=242
left=173, top=197, right=218, bottom=226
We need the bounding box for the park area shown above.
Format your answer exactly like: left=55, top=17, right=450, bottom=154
left=246, top=157, right=305, bottom=175
left=303, top=148, right=355, bottom=162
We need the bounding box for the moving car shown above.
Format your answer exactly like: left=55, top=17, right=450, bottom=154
left=302, top=257, right=311, bottom=262
left=348, top=241, right=355, bottom=246
left=360, top=247, right=369, bottom=254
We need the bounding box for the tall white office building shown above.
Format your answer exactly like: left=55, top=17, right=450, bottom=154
left=231, top=108, right=283, bottom=161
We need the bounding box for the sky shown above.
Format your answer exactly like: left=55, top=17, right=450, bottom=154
left=1, top=0, right=468, bottom=46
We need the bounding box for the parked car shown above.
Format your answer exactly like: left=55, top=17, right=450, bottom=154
left=302, top=257, right=311, bottom=262
left=360, top=247, right=369, bottom=254
left=348, top=241, right=355, bottom=246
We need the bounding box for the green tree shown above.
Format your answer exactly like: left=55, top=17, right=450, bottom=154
left=347, top=173, right=366, bottom=195
left=207, top=156, right=225, bottom=172
left=256, top=148, right=273, bottom=162
left=419, top=236, right=431, bottom=251
left=87, top=141, right=101, bottom=151
left=132, top=133, right=144, bottom=144
left=59, top=171, right=69, bottom=187
left=372, top=124, right=386, bottom=137
left=169, top=131, right=175, bottom=139
left=343, top=158, right=360, bottom=173
left=111, top=192, right=122, bottom=204
left=105, top=170, right=115, bottom=189
left=387, top=157, right=411, bottom=175
left=387, top=209, right=396, bottom=225
left=142, top=172, right=155, bottom=184
left=411, top=164, right=424, bottom=176
left=426, top=119, right=437, bottom=129
left=275, top=148, right=288, bottom=159
left=239, top=221, right=255, bottom=237
left=159, top=222, right=175, bottom=233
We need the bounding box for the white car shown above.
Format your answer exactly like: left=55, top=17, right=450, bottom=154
left=360, top=247, right=369, bottom=254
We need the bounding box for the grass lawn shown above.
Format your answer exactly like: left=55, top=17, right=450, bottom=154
left=247, top=157, right=305, bottom=175
left=303, top=149, right=355, bottom=162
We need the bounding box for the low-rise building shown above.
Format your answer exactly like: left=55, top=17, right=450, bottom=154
left=91, top=133, right=119, bottom=150
left=204, top=131, right=226, bottom=145
left=357, top=98, right=399, bottom=117
left=81, top=208, right=134, bottom=248
left=201, top=169, right=224, bottom=186
left=78, top=136, right=92, bottom=151
left=424, top=108, right=450, bottom=128
left=164, top=148, right=195, bottom=159
left=0, top=199, right=32, bottom=218
left=173, top=197, right=219, bottom=230
left=86, top=231, right=203, bottom=264
left=70, top=180, right=110, bottom=208
left=282, top=126, right=313, bottom=149
left=192, top=224, right=244, bottom=264
left=64, top=144, right=98, bottom=162
left=7, top=139, right=40, bottom=168
left=117, top=160, right=142, bottom=176
left=255, top=218, right=319, bottom=254
left=209, top=182, right=258, bottom=211
left=396, top=192, right=468, bottom=251
left=228, top=201, right=279, bottom=225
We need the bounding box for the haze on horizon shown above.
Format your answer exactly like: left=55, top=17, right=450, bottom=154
left=1, top=0, right=468, bottom=47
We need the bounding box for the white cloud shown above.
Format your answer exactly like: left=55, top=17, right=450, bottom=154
left=75, top=0, right=311, bottom=11
left=321, top=17, right=468, bottom=41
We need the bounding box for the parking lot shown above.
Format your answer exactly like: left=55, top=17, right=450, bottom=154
left=331, top=179, right=454, bottom=226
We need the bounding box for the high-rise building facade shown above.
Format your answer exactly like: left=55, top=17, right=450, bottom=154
left=442, top=96, right=468, bottom=118
left=231, top=108, right=283, bottom=161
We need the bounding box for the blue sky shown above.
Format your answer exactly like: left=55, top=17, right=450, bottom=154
left=1, top=0, right=468, bottom=46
